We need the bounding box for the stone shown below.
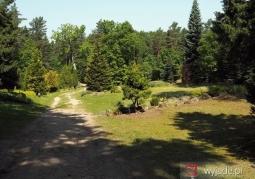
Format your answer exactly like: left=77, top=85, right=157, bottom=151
left=141, top=104, right=149, bottom=112
left=105, top=109, right=113, bottom=117
left=190, top=97, right=199, bottom=103
left=184, top=100, right=192, bottom=104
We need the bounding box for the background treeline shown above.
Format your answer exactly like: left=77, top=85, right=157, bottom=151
left=0, top=0, right=254, bottom=101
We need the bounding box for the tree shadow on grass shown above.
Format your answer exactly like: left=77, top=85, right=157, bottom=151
left=119, top=138, right=230, bottom=179
left=0, top=102, right=46, bottom=139
left=172, top=112, right=255, bottom=161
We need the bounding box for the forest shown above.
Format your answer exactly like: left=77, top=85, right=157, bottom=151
left=0, top=0, right=254, bottom=114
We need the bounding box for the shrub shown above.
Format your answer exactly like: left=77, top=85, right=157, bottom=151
left=208, top=85, right=228, bottom=97
left=113, top=101, right=129, bottom=114
left=138, top=98, right=146, bottom=105
left=113, top=81, right=122, bottom=86
left=191, top=88, right=204, bottom=97
left=150, top=97, right=159, bottom=106
left=229, top=85, right=247, bottom=94
left=110, top=86, right=122, bottom=93
left=81, top=90, right=92, bottom=97
left=0, top=91, right=32, bottom=104
left=14, top=90, right=36, bottom=98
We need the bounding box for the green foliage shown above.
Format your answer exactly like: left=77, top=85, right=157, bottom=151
left=76, top=40, right=94, bottom=83
left=51, top=23, right=85, bottom=65
left=229, top=85, right=246, bottom=94
left=0, top=91, right=32, bottom=104
left=196, top=30, right=219, bottom=82
left=122, top=64, right=152, bottom=107
left=44, top=70, right=59, bottom=92
left=0, top=0, right=19, bottom=74
left=208, top=85, right=228, bottom=97
left=25, top=50, right=47, bottom=94
left=150, top=97, right=159, bottom=106
left=84, top=42, right=113, bottom=92
left=246, top=72, right=255, bottom=117
left=191, top=88, right=204, bottom=97
left=72, top=69, right=78, bottom=87
left=110, top=86, right=122, bottom=93
left=184, top=0, right=203, bottom=82
left=59, top=65, right=73, bottom=89
left=138, top=98, right=146, bottom=105
left=212, top=0, right=251, bottom=83
left=81, top=90, right=92, bottom=97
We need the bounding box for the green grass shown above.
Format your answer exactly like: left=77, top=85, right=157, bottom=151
left=75, top=92, right=132, bottom=115
left=76, top=85, right=209, bottom=115
left=76, top=85, right=254, bottom=178
left=0, top=90, right=63, bottom=139
left=95, top=98, right=255, bottom=178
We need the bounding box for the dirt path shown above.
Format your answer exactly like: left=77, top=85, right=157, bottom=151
left=0, top=91, right=141, bottom=179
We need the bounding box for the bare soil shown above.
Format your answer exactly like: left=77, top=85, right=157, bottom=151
left=0, top=91, right=143, bottom=179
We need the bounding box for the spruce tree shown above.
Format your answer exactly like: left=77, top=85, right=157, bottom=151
left=183, top=0, right=202, bottom=83
left=84, top=42, right=112, bottom=92
left=212, top=0, right=248, bottom=83
left=0, top=0, right=20, bottom=88
left=25, top=50, right=47, bottom=95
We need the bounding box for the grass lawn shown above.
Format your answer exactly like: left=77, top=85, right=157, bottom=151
left=76, top=85, right=255, bottom=178
left=75, top=84, right=209, bottom=115
left=0, top=91, right=63, bottom=139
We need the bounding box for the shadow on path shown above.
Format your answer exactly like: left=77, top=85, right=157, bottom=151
left=0, top=107, right=138, bottom=179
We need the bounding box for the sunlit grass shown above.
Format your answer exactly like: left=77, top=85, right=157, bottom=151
left=0, top=90, right=64, bottom=139
left=86, top=85, right=254, bottom=178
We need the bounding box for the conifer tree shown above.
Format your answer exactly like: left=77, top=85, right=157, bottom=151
left=44, top=70, right=59, bottom=92
left=183, top=0, right=202, bottom=83
left=0, top=0, right=20, bottom=88
left=122, top=64, right=152, bottom=108
left=84, top=42, right=112, bottom=92
left=59, top=65, right=73, bottom=89
left=25, top=50, right=47, bottom=95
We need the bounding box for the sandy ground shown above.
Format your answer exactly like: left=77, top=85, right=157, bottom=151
left=0, top=91, right=142, bottom=179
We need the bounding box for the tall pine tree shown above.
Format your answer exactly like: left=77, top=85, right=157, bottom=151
left=84, top=42, right=112, bottom=92
left=183, top=0, right=202, bottom=83
left=245, top=0, right=255, bottom=118
left=0, top=0, right=20, bottom=88
left=212, top=0, right=248, bottom=83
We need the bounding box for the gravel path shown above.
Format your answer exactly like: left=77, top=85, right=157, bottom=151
left=0, top=91, right=141, bottom=179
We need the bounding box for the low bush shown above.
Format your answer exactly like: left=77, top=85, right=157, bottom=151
left=208, top=85, right=228, bottom=97
left=110, top=86, right=122, bottom=93
left=138, top=98, right=146, bottom=105
left=113, top=81, right=122, bottom=86
left=0, top=91, right=32, bottom=104
left=81, top=90, right=92, bottom=97
left=229, top=85, right=247, bottom=94
left=191, top=88, right=204, bottom=97
left=150, top=97, right=159, bottom=106
left=14, top=90, right=36, bottom=98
